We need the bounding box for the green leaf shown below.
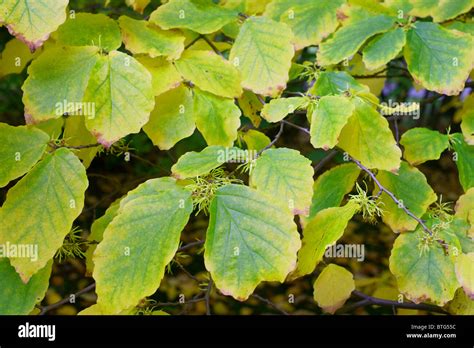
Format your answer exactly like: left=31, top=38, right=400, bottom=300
left=448, top=288, right=474, bottom=315
left=0, top=123, right=49, bottom=188
left=250, top=148, right=314, bottom=215
left=310, top=95, right=355, bottom=150
left=390, top=227, right=461, bottom=305
left=452, top=133, right=474, bottom=191
left=150, top=0, right=238, bottom=34
left=261, top=97, right=308, bottom=123
left=229, top=16, right=294, bottom=96
left=289, top=201, right=358, bottom=280
left=242, top=129, right=270, bottom=151
left=313, top=264, right=355, bottom=314
left=404, top=22, right=474, bottom=95
left=455, top=187, right=474, bottom=224
left=362, top=27, right=406, bottom=70
left=0, top=259, right=52, bottom=315
left=63, top=116, right=99, bottom=168
left=118, top=16, right=185, bottom=60
left=317, top=12, right=394, bottom=66
left=0, top=148, right=88, bottom=282
left=136, top=56, right=182, bottom=97
left=83, top=51, right=155, bottom=147
left=193, top=89, right=241, bottom=147
left=264, top=0, right=345, bottom=49
left=22, top=46, right=100, bottom=123
left=409, top=0, right=473, bottom=22
left=237, top=90, right=263, bottom=127
left=93, top=177, right=193, bottom=313
left=0, top=0, right=68, bottom=50
left=375, top=162, right=437, bottom=232
left=309, top=163, right=360, bottom=218
left=457, top=94, right=474, bottom=145
left=204, top=184, right=300, bottom=300
left=337, top=98, right=401, bottom=171
left=56, top=13, right=122, bottom=52
left=309, top=71, right=370, bottom=96
left=171, top=145, right=247, bottom=179
left=175, top=50, right=242, bottom=98
left=85, top=199, right=121, bottom=276
left=0, top=38, right=40, bottom=76
left=455, top=253, right=474, bottom=299
left=400, top=128, right=450, bottom=165
left=125, top=0, right=151, bottom=14
left=33, top=118, right=64, bottom=139
left=143, top=86, right=195, bottom=150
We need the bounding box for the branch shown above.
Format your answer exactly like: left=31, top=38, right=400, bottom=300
left=49, top=142, right=101, bottom=150
left=201, top=35, right=225, bottom=58
left=251, top=294, right=289, bottom=315
left=205, top=278, right=213, bottom=315
left=350, top=157, right=434, bottom=236
left=177, top=240, right=204, bottom=252
left=257, top=122, right=285, bottom=156
left=39, top=283, right=96, bottom=315
left=337, top=290, right=448, bottom=314
left=313, top=149, right=338, bottom=173
left=281, top=120, right=310, bottom=135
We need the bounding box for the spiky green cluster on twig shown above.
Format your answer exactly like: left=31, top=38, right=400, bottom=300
left=349, top=182, right=384, bottom=224
left=54, top=227, right=87, bottom=263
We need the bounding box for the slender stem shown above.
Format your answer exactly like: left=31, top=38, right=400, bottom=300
left=257, top=122, right=284, bottom=156
left=201, top=35, right=225, bottom=58
left=313, top=149, right=338, bottom=173
left=205, top=278, right=213, bottom=315
left=251, top=294, right=289, bottom=315
left=39, top=283, right=96, bottom=315
left=177, top=240, right=204, bottom=252
left=281, top=120, right=310, bottom=135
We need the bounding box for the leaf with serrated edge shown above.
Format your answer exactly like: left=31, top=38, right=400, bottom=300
left=400, top=128, right=449, bottom=165
left=0, top=0, right=68, bottom=51
left=56, top=13, right=122, bottom=52
left=205, top=184, right=300, bottom=300
left=455, top=253, right=474, bottom=299
left=375, top=162, right=437, bottom=232
left=22, top=46, right=100, bottom=123
left=83, top=51, right=154, bottom=147
left=389, top=223, right=461, bottom=305
left=362, top=27, right=406, bottom=71
left=93, top=177, right=193, bottom=313
left=261, top=97, right=308, bottom=123
left=119, top=16, right=185, bottom=60
left=0, top=123, right=49, bottom=188
left=309, top=163, right=360, bottom=218
left=451, top=133, right=474, bottom=191
left=251, top=148, right=314, bottom=215
left=193, top=89, right=241, bottom=147
left=229, top=16, right=294, bottom=96
left=289, top=201, right=359, bottom=280
left=175, top=50, right=242, bottom=98
left=313, top=264, right=355, bottom=314
left=310, top=95, right=355, bottom=150
left=150, top=0, right=238, bottom=34
left=404, top=22, right=474, bottom=95
left=337, top=98, right=401, bottom=172
left=136, top=56, right=182, bottom=97
left=0, top=148, right=88, bottom=282
left=144, top=86, right=195, bottom=150
left=409, top=0, right=473, bottom=22
left=0, top=259, right=52, bottom=314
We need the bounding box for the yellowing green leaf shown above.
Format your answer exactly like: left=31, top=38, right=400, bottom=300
left=150, top=0, right=238, bottom=34
left=193, top=89, right=241, bottom=147
left=83, top=51, right=155, bottom=147
left=289, top=201, right=359, bottom=280
left=0, top=0, right=68, bottom=50
left=93, top=178, right=193, bottom=313
left=337, top=98, right=401, bottom=171
left=205, top=184, right=300, bottom=300
left=118, top=16, right=185, bottom=60
left=251, top=148, right=314, bottom=215
left=409, top=0, right=473, bottom=22
left=362, top=27, right=406, bottom=70
left=22, top=46, right=100, bottom=123
left=56, top=13, right=122, bottom=52
left=455, top=187, right=474, bottom=226
left=455, top=253, right=474, bottom=299
left=0, top=148, right=88, bottom=282
left=264, top=0, right=345, bottom=49
left=242, top=129, right=270, bottom=151
left=136, top=56, right=182, bottom=97
left=229, top=16, right=294, bottom=96
left=457, top=94, right=474, bottom=145
left=143, top=86, right=195, bottom=150
left=452, top=133, right=474, bottom=191
left=389, top=224, right=461, bottom=305
left=310, top=163, right=360, bottom=218
left=175, top=50, right=242, bottom=98
left=0, top=259, right=52, bottom=314
left=317, top=13, right=394, bottom=66
left=237, top=90, right=263, bottom=127
left=313, top=264, right=355, bottom=314
left=448, top=288, right=474, bottom=315
left=404, top=22, right=474, bottom=95
left=0, top=123, right=49, bottom=188
left=400, top=128, right=449, bottom=165
left=310, top=95, right=354, bottom=150
left=125, top=0, right=151, bottom=13
left=375, top=162, right=437, bottom=232
left=0, top=38, right=40, bottom=76
left=309, top=71, right=370, bottom=96
left=261, top=97, right=308, bottom=122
